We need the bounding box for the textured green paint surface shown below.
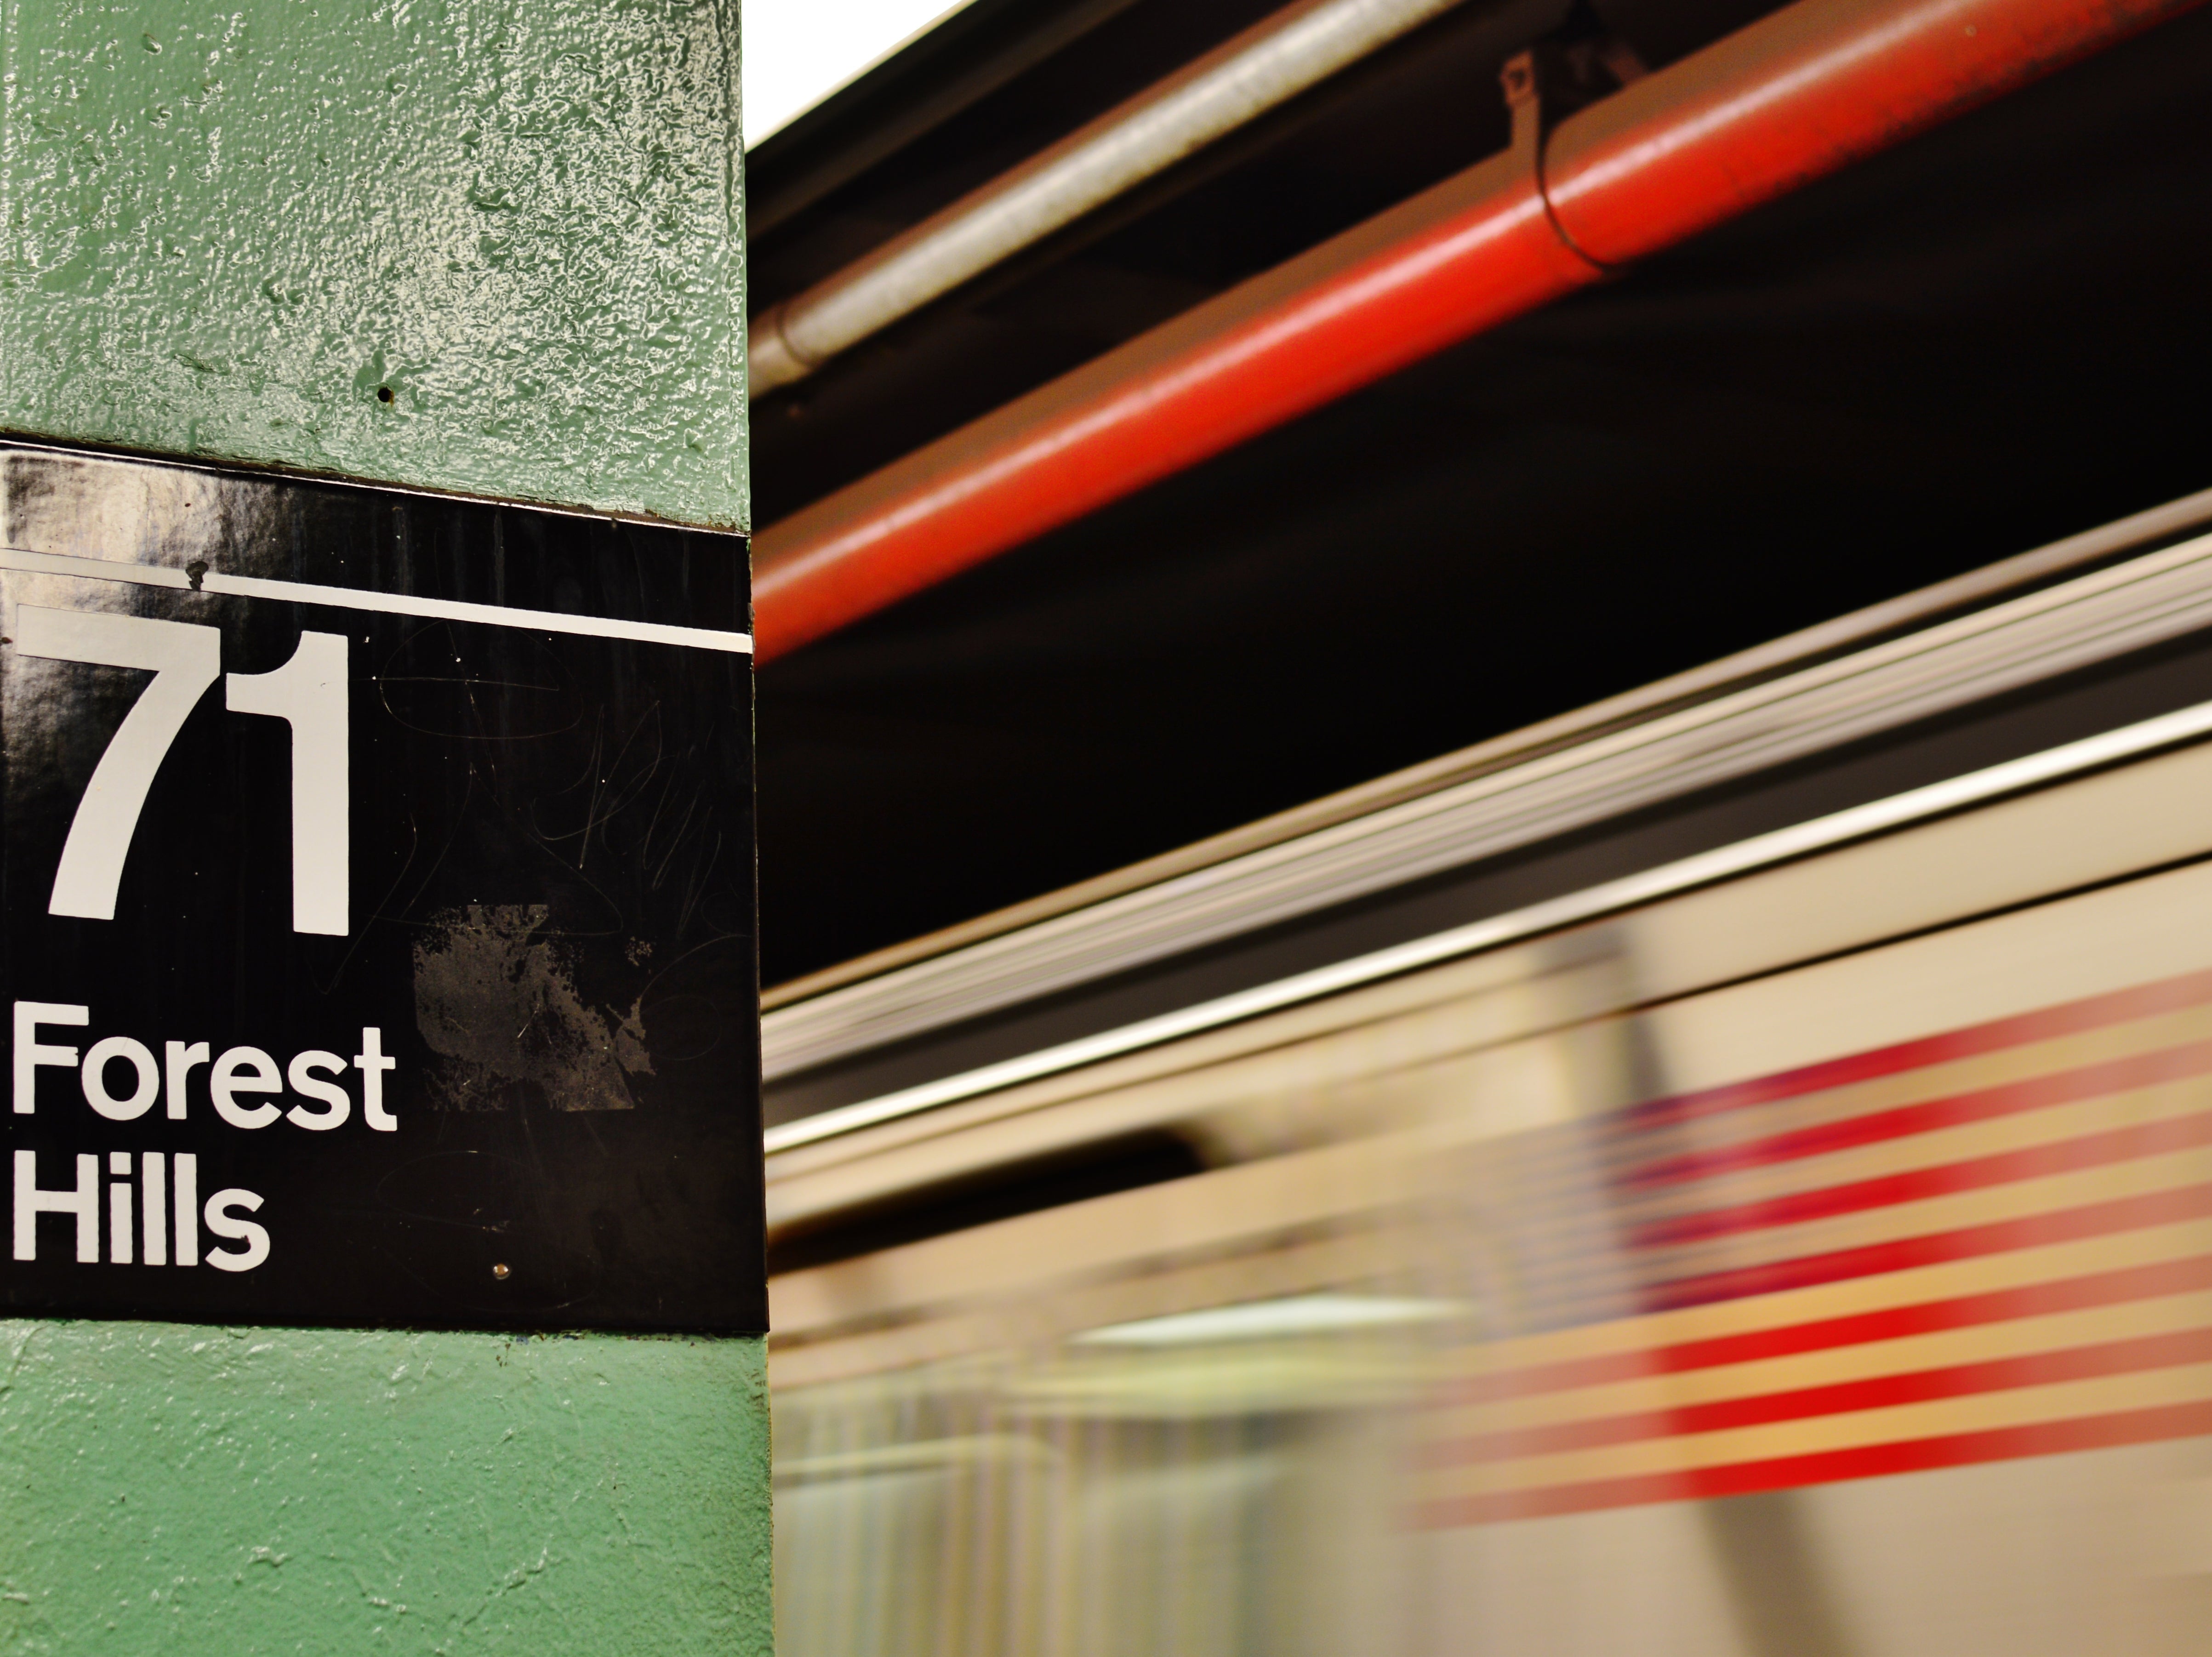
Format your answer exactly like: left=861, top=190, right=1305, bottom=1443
left=0, top=2, right=765, bottom=1651
left=0, top=0, right=747, bottom=529
left=0, top=6, right=766, bottom=1651
left=0, top=1322, right=772, bottom=1652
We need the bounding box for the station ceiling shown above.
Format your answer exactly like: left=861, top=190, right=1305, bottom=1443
left=747, top=0, right=2212, bottom=986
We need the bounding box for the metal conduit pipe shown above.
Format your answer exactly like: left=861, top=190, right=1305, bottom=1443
left=747, top=0, right=1486, bottom=397
left=752, top=0, right=2204, bottom=662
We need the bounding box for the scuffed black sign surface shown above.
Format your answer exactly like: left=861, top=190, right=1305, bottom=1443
left=0, top=442, right=763, bottom=1332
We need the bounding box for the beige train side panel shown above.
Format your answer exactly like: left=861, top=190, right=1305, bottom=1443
left=771, top=737, right=2212, bottom=1657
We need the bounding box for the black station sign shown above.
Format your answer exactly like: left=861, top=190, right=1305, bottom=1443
left=0, top=442, right=764, bottom=1332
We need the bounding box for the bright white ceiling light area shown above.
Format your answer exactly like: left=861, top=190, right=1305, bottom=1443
left=743, top=0, right=982, bottom=148
left=1072, top=1296, right=1466, bottom=1346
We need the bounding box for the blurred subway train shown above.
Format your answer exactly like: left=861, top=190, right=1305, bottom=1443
left=759, top=489, right=2212, bottom=1655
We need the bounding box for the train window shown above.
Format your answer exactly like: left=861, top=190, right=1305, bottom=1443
left=766, top=1127, right=1208, bottom=1275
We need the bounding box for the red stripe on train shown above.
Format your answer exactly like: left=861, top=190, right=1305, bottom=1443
left=1623, top=967, right=2212, bottom=1135
left=1645, top=1181, right=2212, bottom=1310
left=1623, top=1040, right=2212, bottom=1194
left=1417, top=1399, right=2212, bottom=1526
left=1633, top=1108, right=2212, bottom=1250
left=1444, top=1253, right=2212, bottom=1406
left=1437, top=1326, right=2212, bottom=1463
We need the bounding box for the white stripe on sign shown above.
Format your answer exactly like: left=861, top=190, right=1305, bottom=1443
left=0, top=545, right=754, bottom=656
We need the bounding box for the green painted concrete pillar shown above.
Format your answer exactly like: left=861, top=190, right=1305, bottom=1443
left=0, top=3, right=765, bottom=1651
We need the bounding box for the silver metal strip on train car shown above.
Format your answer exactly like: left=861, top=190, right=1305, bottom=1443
left=765, top=486, right=2212, bottom=1014
left=764, top=694, right=2212, bottom=1152
left=764, top=515, right=2212, bottom=1086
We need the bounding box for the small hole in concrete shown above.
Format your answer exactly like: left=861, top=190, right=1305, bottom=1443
left=376, top=385, right=394, bottom=404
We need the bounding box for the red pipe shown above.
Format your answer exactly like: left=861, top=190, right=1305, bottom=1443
left=753, top=0, right=2200, bottom=662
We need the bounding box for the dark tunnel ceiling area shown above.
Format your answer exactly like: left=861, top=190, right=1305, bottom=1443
left=749, top=0, right=2212, bottom=989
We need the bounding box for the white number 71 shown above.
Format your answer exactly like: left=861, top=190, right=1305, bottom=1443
left=14, top=608, right=348, bottom=936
